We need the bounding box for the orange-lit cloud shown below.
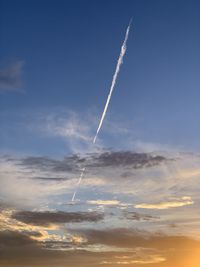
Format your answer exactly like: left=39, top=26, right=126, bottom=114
left=87, top=199, right=120, bottom=206
left=100, top=254, right=166, bottom=265
left=135, top=196, right=194, bottom=209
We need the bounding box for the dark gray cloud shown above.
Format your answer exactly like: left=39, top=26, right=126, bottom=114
left=71, top=228, right=200, bottom=250
left=20, top=151, right=168, bottom=174
left=20, top=156, right=62, bottom=170
left=120, top=171, right=133, bottom=178
left=12, top=211, right=104, bottom=226
left=0, top=228, right=127, bottom=267
left=20, top=155, right=81, bottom=173
left=0, top=230, right=68, bottom=266
left=0, top=242, right=117, bottom=267
left=1, top=227, right=200, bottom=267
left=0, top=230, right=36, bottom=247
left=123, top=211, right=159, bottom=221
left=0, top=61, right=24, bottom=92
left=89, top=151, right=167, bottom=168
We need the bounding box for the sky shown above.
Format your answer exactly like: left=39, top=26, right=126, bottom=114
left=0, top=0, right=200, bottom=266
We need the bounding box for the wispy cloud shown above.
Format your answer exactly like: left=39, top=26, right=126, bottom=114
left=0, top=61, right=24, bottom=92
left=49, top=112, right=92, bottom=142
left=43, top=111, right=101, bottom=154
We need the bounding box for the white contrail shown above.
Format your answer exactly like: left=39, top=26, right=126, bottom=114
left=71, top=20, right=132, bottom=201
left=71, top=167, right=85, bottom=202
left=93, top=19, right=132, bottom=144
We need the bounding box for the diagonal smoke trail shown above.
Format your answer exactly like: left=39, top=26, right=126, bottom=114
left=71, top=20, right=132, bottom=202
left=71, top=167, right=85, bottom=202
left=93, top=19, right=132, bottom=144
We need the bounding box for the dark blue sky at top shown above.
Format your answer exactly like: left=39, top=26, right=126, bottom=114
left=0, top=0, right=200, bottom=154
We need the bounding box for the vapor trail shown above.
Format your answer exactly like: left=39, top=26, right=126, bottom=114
left=93, top=19, right=132, bottom=144
left=71, top=20, right=132, bottom=201
left=71, top=167, right=85, bottom=202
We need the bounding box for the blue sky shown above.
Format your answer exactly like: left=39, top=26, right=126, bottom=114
left=1, top=2, right=200, bottom=266
left=0, top=0, right=200, bottom=154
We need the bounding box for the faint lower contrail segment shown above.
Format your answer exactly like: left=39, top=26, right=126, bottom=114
left=71, top=20, right=132, bottom=201
left=71, top=167, right=85, bottom=202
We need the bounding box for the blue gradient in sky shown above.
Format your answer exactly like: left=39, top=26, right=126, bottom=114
left=0, top=0, right=200, bottom=154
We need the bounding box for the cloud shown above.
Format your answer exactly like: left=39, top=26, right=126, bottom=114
left=0, top=230, right=36, bottom=247
left=43, top=111, right=100, bottom=154
left=0, top=229, right=70, bottom=266
left=71, top=228, right=200, bottom=251
left=0, top=151, right=197, bottom=211
left=49, top=112, right=92, bottom=142
left=89, top=151, right=167, bottom=168
left=20, top=155, right=80, bottom=173
left=135, top=196, right=194, bottom=210
left=87, top=200, right=120, bottom=206
left=1, top=206, right=200, bottom=267
left=12, top=211, right=104, bottom=226
left=100, top=254, right=166, bottom=265
left=0, top=61, right=24, bottom=92
left=123, top=211, right=159, bottom=221
left=32, top=177, right=69, bottom=182
left=0, top=154, right=106, bottom=208
left=20, top=152, right=168, bottom=173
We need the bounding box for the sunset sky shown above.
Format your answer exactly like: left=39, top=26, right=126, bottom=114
left=0, top=0, right=200, bottom=266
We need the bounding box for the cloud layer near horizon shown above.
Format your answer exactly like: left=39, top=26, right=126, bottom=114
left=1, top=150, right=200, bottom=266
left=1, top=207, right=200, bottom=267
